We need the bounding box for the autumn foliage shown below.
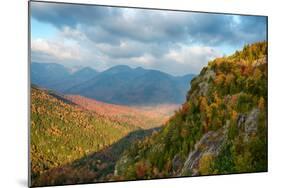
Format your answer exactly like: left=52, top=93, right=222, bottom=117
left=115, top=41, right=267, bottom=179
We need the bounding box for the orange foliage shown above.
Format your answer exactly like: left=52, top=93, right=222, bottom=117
left=231, top=110, right=238, bottom=121
left=135, top=161, right=147, bottom=178
left=214, top=73, right=225, bottom=85
left=258, top=97, right=265, bottom=111
left=182, top=103, right=190, bottom=114
left=66, top=95, right=180, bottom=129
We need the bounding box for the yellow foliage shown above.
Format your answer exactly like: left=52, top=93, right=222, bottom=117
left=198, top=153, right=214, bottom=175
left=199, top=96, right=208, bottom=113
left=214, top=73, right=225, bottom=85
left=213, top=92, right=222, bottom=106
left=225, top=73, right=235, bottom=85
left=258, top=97, right=265, bottom=111
left=231, top=110, right=238, bottom=121
left=253, top=68, right=262, bottom=80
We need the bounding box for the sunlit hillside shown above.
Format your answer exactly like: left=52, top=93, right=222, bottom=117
left=31, top=87, right=137, bottom=186
left=114, top=42, right=268, bottom=179
left=66, top=95, right=179, bottom=130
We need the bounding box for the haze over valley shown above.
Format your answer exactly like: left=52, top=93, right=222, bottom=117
left=31, top=62, right=195, bottom=106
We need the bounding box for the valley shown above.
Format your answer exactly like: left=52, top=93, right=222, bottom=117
left=29, top=3, right=268, bottom=187
left=30, top=86, right=178, bottom=186
left=30, top=42, right=268, bottom=187
left=65, top=95, right=179, bottom=129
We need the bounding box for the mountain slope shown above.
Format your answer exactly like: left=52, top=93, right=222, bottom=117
left=33, top=128, right=160, bottom=186
left=31, top=62, right=70, bottom=89
left=30, top=86, right=136, bottom=186
left=51, top=67, right=98, bottom=92
left=31, top=63, right=194, bottom=105
left=66, top=66, right=195, bottom=105
left=114, top=41, right=268, bottom=179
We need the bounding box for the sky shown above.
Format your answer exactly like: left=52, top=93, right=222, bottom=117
left=30, top=2, right=267, bottom=76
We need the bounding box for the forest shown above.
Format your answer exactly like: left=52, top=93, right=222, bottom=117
left=31, top=41, right=268, bottom=186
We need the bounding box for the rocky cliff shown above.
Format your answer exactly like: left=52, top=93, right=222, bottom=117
left=114, top=41, right=268, bottom=180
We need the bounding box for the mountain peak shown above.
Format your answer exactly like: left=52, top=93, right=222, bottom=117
left=74, top=67, right=97, bottom=74
left=67, top=65, right=85, bottom=74
left=135, top=66, right=144, bottom=70
left=104, top=65, right=132, bottom=74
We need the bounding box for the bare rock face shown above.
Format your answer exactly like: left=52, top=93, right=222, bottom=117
left=198, top=82, right=209, bottom=96
left=198, top=69, right=215, bottom=97
left=236, top=108, right=260, bottom=142
left=245, top=109, right=259, bottom=133
left=179, top=127, right=227, bottom=176
left=243, top=108, right=260, bottom=142
left=172, top=154, right=184, bottom=174
left=237, top=114, right=247, bottom=129
left=179, top=107, right=261, bottom=176
left=203, top=69, right=216, bottom=80
left=188, top=69, right=215, bottom=99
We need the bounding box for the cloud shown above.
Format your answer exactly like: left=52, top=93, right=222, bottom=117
left=93, top=45, right=222, bottom=75
left=30, top=2, right=119, bottom=28
left=30, top=1, right=267, bottom=75
left=31, top=2, right=266, bottom=46
left=163, top=45, right=222, bottom=74
left=31, top=38, right=82, bottom=62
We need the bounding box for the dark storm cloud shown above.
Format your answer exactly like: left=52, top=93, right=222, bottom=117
left=182, top=14, right=267, bottom=46
left=31, top=2, right=266, bottom=47
left=235, top=16, right=267, bottom=42
left=31, top=2, right=120, bottom=28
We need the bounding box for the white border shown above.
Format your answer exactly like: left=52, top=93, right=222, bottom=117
left=0, top=0, right=280, bottom=188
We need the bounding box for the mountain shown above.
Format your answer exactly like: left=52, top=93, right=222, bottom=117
left=67, top=65, right=84, bottom=74
left=31, top=62, right=70, bottom=88
left=114, top=41, right=268, bottom=179
left=31, top=86, right=176, bottom=186
left=31, top=63, right=194, bottom=105
left=30, top=86, right=136, bottom=186
left=66, top=65, right=195, bottom=105
left=30, top=42, right=267, bottom=187
left=50, top=67, right=99, bottom=92
left=71, top=67, right=98, bottom=80
left=31, top=62, right=98, bottom=92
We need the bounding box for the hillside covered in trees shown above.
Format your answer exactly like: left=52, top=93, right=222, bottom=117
left=30, top=42, right=267, bottom=186
left=114, top=41, right=268, bottom=179
left=31, top=85, right=172, bottom=186
left=30, top=87, right=139, bottom=186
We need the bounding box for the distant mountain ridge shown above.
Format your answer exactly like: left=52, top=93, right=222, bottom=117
left=31, top=62, right=98, bottom=92
left=66, top=65, right=195, bottom=105
left=31, top=62, right=195, bottom=105
left=31, top=62, right=71, bottom=89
